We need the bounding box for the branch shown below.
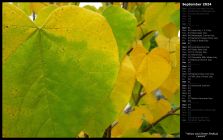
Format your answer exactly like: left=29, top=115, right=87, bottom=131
left=126, top=47, right=133, bottom=55
left=103, top=125, right=111, bottom=138
left=141, top=106, right=180, bottom=132
left=140, top=30, right=154, bottom=40
left=137, top=20, right=145, bottom=27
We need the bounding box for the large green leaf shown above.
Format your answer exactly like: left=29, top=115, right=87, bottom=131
left=103, top=6, right=137, bottom=61
left=3, top=3, right=119, bottom=137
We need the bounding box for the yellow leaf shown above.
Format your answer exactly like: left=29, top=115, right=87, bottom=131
left=110, top=56, right=136, bottom=117
left=160, top=71, right=179, bottom=100
left=144, top=3, right=178, bottom=31
left=111, top=106, right=153, bottom=137
left=156, top=34, right=180, bottom=68
left=136, top=51, right=171, bottom=94
left=30, top=2, right=50, bottom=14
left=129, top=40, right=148, bottom=69
left=156, top=34, right=180, bottom=100
left=162, top=22, right=178, bottom=39
left=149, top=47, right=171, bottom=63
left=160, top=44, right=180, bottom=99
left=141, top=93, right=172, bottom=122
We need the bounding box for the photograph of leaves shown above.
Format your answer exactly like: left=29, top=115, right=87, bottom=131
left=3, top=2, right=180, bottom=138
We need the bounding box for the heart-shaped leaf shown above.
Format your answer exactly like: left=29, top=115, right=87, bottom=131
left=3, top=4, right=119, bottom=137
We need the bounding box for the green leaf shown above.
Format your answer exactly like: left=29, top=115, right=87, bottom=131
left=147, top=123, right=166, bottom=136
left=171, top=9, right=180, bottom=30
left=159, top=115, right=180, bottom=134
left=127, top=2, right=149, bottom=23
left=103, top=6, right=137, bottom=61
left=130, top=80, right=143, bottom=106
left=148, top=33, right=158, bottom=51
left=3, top=4, right=119, bottom=137
left=141, top=31, right=155, bottom=50
left=169, top=90, right=180, bottom=107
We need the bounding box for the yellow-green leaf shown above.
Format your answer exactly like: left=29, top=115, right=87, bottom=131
left=3, top=3, right=37, bottom=63
left=34, top=5, right=58, bottom=27
left=3, top=4, right=119, bottom=137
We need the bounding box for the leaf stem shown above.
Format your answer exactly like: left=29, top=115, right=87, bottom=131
left=134, top=83, right=144, bottom=105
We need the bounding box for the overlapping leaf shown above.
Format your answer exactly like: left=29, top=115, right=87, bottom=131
left=34, top=5, right=58, bottom=27
left=139, top=93, right=172, bottom=125
left=143, top=2, right=179, bottom=32
left=136, top=48, right=171, bottom=94
left=103, top=6, right=137, bottom=61
left=129, top=40, right=147, bottom=69
left=110, top=56, right=136, bottom=117
left=111, top=106, right=153, bottom=137
left=156, top=29, right=180, bottom=100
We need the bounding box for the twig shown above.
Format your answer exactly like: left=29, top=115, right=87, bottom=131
left=135, top=91, right=146, bottom=105
left=140, top=30, right=154, bottom=40
left=126, top=47, right=133, bottom=55
left=141, top=106, right=180, bottom=132
left=137, top=20, right=145, bottom=27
